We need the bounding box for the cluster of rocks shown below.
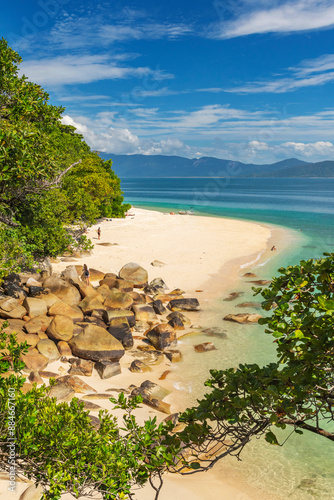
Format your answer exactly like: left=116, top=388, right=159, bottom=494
left=222, top=272, right=268, bottom=324
left=0, top=262, right=204, bottom=414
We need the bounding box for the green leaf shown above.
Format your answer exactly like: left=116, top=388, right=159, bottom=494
left=190, top=462, right=201, bottom=470
left=265, top=431, right=279, bottom=445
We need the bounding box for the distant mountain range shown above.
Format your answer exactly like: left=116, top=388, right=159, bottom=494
left=99, top=153, right=334, bottom=178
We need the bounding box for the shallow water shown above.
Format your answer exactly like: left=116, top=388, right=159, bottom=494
left=122, top=178, right=334, bottom=500
left=169, top=271, right=334, bottom=500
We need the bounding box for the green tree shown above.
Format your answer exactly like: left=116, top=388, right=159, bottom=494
left=177, top=253, right=334, bottom=473
left=62, top=155, right=130, bottom=224
left=0, top=38, right=129, bottom=274
left=0, top=326, right=181, bottom=500
left=0, top=225, right=34, bottom=280
left=9, top=393, right=180, bottom=500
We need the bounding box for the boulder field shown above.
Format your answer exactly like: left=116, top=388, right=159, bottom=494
left=0, top=262, right=206, bottom=413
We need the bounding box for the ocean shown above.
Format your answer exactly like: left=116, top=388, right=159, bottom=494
left=122, top=177, right=334, bottom=500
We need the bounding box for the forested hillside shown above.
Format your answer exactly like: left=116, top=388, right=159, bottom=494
left=0, top=39, right=129, bottom=280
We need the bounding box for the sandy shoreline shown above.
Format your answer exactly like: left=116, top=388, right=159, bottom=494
left=54, top=207, right=273, bottom=298
left=2, top=208, right=296, bottom=500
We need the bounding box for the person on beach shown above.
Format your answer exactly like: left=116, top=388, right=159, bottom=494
left=271, top=245, right=276, bottom=251
left=83, top=264, right=90, bottom=286
left=97, top=227, right=101, bottom=239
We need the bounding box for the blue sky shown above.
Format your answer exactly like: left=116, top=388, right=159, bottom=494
left=2, top=0, right=334, bottom=163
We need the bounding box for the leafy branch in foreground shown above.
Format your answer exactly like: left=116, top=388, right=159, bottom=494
left=0, top=327, right=181, bottom=500
left=176, top=253, right=334, bottom=473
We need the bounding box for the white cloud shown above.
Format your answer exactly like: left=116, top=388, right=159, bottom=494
left=197, top=88, right=225, bottom=93
left=248, top=140, right=270, bottom=151
left=99, top=23, right=193, bottom=43
left=225, top=53, right=334, bottom=94
left=138, top=138, right=191, bottom=156
left=61, top=115, right=140, bottom=154
left=20, top=54, right=172, bottom=87
left=130, top=108, right=159, bottom=117
left=291, top=54, right=334, bottom=76
left=61, top=114, right=192, bottom=156
left=226, top=72, right=334, bottom=93
left=60, top=105, right=334, bottom=163
left=211, top=0, right=334, bottom=39
left=280, top=141, right=334, bottom=156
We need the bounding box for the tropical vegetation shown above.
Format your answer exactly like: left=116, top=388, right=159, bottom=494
left=0, top=37, right=130, bottom=280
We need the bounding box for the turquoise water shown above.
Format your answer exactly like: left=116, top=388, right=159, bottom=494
left=122, top=178, right=334, bottom=500
left=122, top=177, right=334, bottom=266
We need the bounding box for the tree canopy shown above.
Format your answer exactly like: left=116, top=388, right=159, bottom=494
left=176, top=253, right=334, bottom=474
left=0, top=38, right=130, bottom=278
left=0, top=325, right=181, bottom=500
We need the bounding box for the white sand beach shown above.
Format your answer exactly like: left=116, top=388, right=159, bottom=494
left=53, top=207, right=274, bottom=296
left=1, top=208, right=290, bottom=500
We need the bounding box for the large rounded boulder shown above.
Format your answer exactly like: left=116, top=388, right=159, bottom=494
left=49, top=301, right=84, bottom=322
left=146, top=323, right=176, bottom=351
left=42, top=276, right=81, bottom=305
left=0, top=298, right=26, bottom=320
left=68, top=324, right=125, bottom=362
left=23, top=297, right=48, bottom=318
left=119, top=263, right=148, bottom=288
left=21, top=349, right=49, bottom=373
left=47, top=315, right=74, bottom=341
left=104, top=290, right=133, bottom=310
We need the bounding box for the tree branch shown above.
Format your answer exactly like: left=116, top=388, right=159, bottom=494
left=44, top=160, right=82, bottom=190
left=0, top=214, right=19, bottom=227
left=281, top=418, right=334, bottom=441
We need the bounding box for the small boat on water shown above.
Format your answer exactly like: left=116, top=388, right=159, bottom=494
left=178, top=210, right=194, bottom=215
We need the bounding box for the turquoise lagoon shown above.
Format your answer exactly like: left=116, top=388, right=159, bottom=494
left=122, top=177, right=334, bottom=500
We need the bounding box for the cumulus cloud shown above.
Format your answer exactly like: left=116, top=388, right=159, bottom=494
left=280, top=141, right=334, bottom=157
left=60, top=107, right=334, bottom=163
left=61, top=115, right=140, bottom=154
left=61, top=114, right=193, bottom=156
left=138, top=138, right=191, bottom=156
left=211, top=0, right=334, bottom=39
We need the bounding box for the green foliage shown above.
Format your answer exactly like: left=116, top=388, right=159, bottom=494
left=0, top=38, right=65, bottom=189
left=16, top=190, right=72, bottom=257
left=0, top=330, right=181, bottom=499
left=0, top=225, right=35, bottom=280
left=0, top=38, right=129, bottom=276
left=178, top=254, right=334, bottom=472
left=62, top=155, right=130, bottom=224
